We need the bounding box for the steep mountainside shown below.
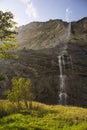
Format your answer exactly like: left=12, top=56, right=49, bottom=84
left=16, top=19, right=68, bottom=49
left=0, top=17, right=87, bottom=107
left=17, top=17, right=87, bottom=49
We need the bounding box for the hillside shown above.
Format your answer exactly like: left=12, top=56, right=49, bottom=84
left=16, top=19, right=68, bottom=49
left=17, top=17, right=87, bottom=50
left=0, top=100, right=87, bottom=130
left=0, top=17, right=87, bottom=107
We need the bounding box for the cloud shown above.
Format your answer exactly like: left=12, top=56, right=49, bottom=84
left=20, top=0, right=38, bottom=18
left=26, top=2, right=37, bottom=18
left=21, top=0, right=30, bottom=4
left=65, top=8, right=72, bottom=21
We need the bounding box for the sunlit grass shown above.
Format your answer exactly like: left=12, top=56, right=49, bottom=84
left=0, top=100, right=87, bottom=130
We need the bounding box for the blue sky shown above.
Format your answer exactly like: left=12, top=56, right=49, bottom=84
left=0, top=0, right=87, bottom=26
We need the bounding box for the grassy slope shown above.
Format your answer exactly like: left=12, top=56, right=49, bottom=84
left=0, top=100, right=87, bottom=130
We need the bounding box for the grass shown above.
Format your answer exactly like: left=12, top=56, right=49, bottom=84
left=0, top=100, right=87, bottom=130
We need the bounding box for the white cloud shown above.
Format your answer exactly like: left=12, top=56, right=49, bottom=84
left=20, top=0, right=38, bottom=19
left=26, top=2, right=37, bottom=18
left=65, top=8, right=72, bottom=21
left=21, top=0, right=30, bottom=4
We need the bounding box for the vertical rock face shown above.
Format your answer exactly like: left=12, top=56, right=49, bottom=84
left=0, top=17, right=87, bottom=107
left=67, top=42, right=87, bottom=107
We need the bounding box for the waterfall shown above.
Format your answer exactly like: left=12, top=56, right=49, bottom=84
left=58, top=54, right=67, bottom=105
left=67, top=22, right=71, bottom=41
left=58, top=22, right=73, bottom=105
left=58, top=53, right=73, bottom=105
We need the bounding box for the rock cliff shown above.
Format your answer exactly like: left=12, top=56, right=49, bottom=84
left=0, top=17, right=87, bottom=107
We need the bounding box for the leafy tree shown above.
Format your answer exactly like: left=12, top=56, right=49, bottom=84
left=0, top=11, right=18, bottom=59
left=7, top=77, right=33, bottom=109
left=0, top=11, right=17, bottom=42
left=0, top=43, right=19, bottom=59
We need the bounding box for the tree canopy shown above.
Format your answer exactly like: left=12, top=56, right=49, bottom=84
left=0, top=11, right=18, bottom=60
left=7, top=77, right=33, bottom=109
left=0, top=11, right=17, bottom=41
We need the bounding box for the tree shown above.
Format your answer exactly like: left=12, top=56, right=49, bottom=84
left=0, top=11, right=18, bottom=59
left=7, top=77, right=33, bottom=109
left=0, top=11, right=17, bottom=42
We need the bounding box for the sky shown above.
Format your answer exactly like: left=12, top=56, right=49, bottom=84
left=0, top=0, right=87, bottom=26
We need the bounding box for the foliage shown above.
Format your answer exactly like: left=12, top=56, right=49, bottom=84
left=0, top=11, right=18, bottom=60
left=0, top=73, right=5, bottom=81
left=0, top=43, right=18, bottom=51
left=7, top=78, right=33, bottom=109
left=0, top=43, right=19, bottom=59
left=0, top=100, right=18, bottom=118
left=0, top=100, right=87, bottom=130
left=0, top=11, right=17, bottom=42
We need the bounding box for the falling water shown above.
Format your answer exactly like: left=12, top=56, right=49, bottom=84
left=58, top=22, right=73, bottom=105
left=58, top=54, right=67, bottom=105
left=67, top=22, right=71, bottom=41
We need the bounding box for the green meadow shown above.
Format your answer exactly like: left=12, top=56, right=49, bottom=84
left=0, top=100, right=87, bottom=130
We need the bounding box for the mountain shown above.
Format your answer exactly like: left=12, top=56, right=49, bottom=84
left=0, top=17, right=87, bottom=107
left=16, top=19, right=68, bottom=49
left=16, top=17, right=87, bottom=50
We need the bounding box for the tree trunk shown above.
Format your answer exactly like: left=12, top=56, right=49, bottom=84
left=24, top=100, right=28, bottom=109
left=17, top=100, right=21, bottom=110
left=29, top=101, right=32, bottom=109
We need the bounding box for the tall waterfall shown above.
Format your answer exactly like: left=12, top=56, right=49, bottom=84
left=67, top=22, right=71, bottom=41
left=58, top=54, right=67, bottom=105
left=58, top=22, right=72, bottom=105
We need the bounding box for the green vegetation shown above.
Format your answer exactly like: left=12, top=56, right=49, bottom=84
left=0, top=100, right=87, bottom=130
left=0, top=43, right=18, bottom=51
left=0, top=73, right=5, bottom=81
left=0, top=11, right=17, bottom=41
left=0, top=11, right=19, bottom=59
left=7, top=78, right=33, bottom=109
left=0, top=43, right=19, bottom=59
